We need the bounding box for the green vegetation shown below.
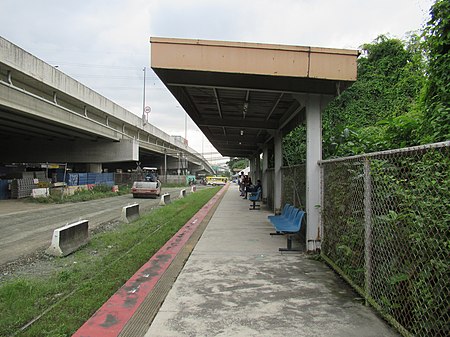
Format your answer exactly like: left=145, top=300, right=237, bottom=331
left=29, top=182, right=191, bottom=204
left=283, top=0, right=449, bottom=163
left=227, top=158, right=248, bottom=173
left=369, top=151, right=449, bottom=336
left=422, top=0, right=450, bottom=143
left=29, top=184, right=131, bottom=204
left=321, top=147, right=449, bottom=336
left=0, top=186, right=220, bottom=336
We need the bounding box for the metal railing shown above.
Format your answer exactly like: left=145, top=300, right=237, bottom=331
left=319, top=141, right=449, bottom=337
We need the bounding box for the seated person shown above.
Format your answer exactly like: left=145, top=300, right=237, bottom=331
left=244, top=179, right=262, bottom=199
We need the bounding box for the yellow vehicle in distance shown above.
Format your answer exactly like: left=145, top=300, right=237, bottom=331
left=205, top=176, right=228, bottom=186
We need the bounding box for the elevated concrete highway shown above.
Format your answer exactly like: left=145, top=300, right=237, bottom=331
left=0, top=36, right=214, bottom=174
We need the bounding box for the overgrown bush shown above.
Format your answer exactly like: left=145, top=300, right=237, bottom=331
left=322, top=145, right=449, bottom=336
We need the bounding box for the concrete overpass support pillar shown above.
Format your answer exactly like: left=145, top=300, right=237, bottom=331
left=262, top=145, right=269, bottom=203
left=274, top=130, right=283, bottom=212
left=87, top=163, right=102, bottom=173
left=305, top=94, right=323, bottom=252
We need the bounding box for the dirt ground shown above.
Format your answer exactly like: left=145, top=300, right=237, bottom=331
left=0, top=188, right=183, bottom=281
left=0, top=217, right=122, bottom=283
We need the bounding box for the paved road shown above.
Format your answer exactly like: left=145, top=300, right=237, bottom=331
left=0, top=188, right=185, bottom=266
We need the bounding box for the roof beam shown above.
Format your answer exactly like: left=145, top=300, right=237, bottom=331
left=212, top=135, right=266, bottom=143
left=198, top=118, right=278, bottom=130
left=167, top=86, right=202, bottom=122
left=278, top=100, right=303, bottom=131
left=213, top=88, right=223, bottom=119
left=266, top=93, right=284, bottom=121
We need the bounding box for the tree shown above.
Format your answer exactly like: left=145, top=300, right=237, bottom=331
left=321, top=35, right=425, bottom=158
left=283, top=0, right=449, bottom=163
left=283, top=125, right=307, bottom=166
left=421, top=0, right=450, bottom=143
left=227, top=158, right=247, bottom=173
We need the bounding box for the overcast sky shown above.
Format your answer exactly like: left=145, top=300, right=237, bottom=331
left=0, top=0, right=434, bottom=161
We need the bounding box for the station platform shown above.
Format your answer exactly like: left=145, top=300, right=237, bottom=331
left=75, top=183, right=399, bottom=337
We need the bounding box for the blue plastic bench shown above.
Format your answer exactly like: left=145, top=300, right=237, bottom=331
left=269, top=206, right=298, bottom=227
left=248, top=188, right=262, bottom=210
left=268, top=207, right=305, bottom=252
left=267, top=203, right=290, bottom=222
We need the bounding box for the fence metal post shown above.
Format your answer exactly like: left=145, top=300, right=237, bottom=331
left=319, top=162, right=324, bottom=246
left=363, top=157, right=372, bottom=306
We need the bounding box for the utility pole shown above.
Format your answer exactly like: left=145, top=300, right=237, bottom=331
left=142, top=67, right=146, bottom=124
left=184, top=113, right=187, bottom=144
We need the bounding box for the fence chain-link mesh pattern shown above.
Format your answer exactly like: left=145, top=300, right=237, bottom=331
left=264, top=168, right=274, bottom=210
left=320, top=142, right=449, bottom=337
left=281, top=164, right=306, bottom=210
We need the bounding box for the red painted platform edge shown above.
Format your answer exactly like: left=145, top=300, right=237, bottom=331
left=72, top=186, right=227, bottom=337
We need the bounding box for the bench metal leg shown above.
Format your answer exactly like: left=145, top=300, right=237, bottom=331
left=279, top=235, right=301, bottom=252
left=249, top=201, right=260, bottom=210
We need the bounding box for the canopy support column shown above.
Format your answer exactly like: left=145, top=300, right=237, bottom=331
left=305, top=94, right=326, bottom=252
left=274, top=130, right=283, bottom=212
left=262, top=145, right=269, bottom=204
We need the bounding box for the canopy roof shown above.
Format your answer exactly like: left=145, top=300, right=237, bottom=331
left=151, top=37, right=358, bottom=158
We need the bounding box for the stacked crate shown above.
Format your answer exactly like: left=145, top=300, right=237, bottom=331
left=10, top=178, right=36, bottom=199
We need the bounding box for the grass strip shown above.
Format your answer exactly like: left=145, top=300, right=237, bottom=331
left=0, top=187, right=220, bottom=337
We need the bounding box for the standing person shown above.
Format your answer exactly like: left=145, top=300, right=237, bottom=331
left=239, top=173, right=246, bottom=196
left=242, top=175, right=252, bottom=199
left=237, top=172, right=241, bottom=196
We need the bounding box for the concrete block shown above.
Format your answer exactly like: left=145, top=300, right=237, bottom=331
left=159, top=193, right=171, bottom=206
left=191, top=185, right=197, bottom=192
left=121, top=203, right=140, bottom=223
left=32, top=188, right=49, bottom=198
left=179, top=189, right=186, bottom=198
left=46, top=220, right=89, bottom=257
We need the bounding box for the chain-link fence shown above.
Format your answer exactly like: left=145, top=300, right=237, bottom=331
left=264, top=168, right=274, bottom=210
left=114, top=173, right=192, bottom=186
left=281, top=164, right=306, bottom=210
left=262, top=165, right=306, bottom=211
left=320, top=141, right=449, bottom=337
left=281, top=164, right=307, bottom=244
left=114, top=172, right=141, bottom=186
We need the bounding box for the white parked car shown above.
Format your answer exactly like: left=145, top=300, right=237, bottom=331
left=131, top=181, right=161, bottom=198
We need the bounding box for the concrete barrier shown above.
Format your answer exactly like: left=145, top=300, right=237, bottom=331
left=159, top=193, right=171, bottom=206
left=46, top=220, right=89, bottom=257
left=179, top=189, right=186, bottom=198
left=121, top=203, right=140, bottom=223
left=32, top=188, right=49, bottom=198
